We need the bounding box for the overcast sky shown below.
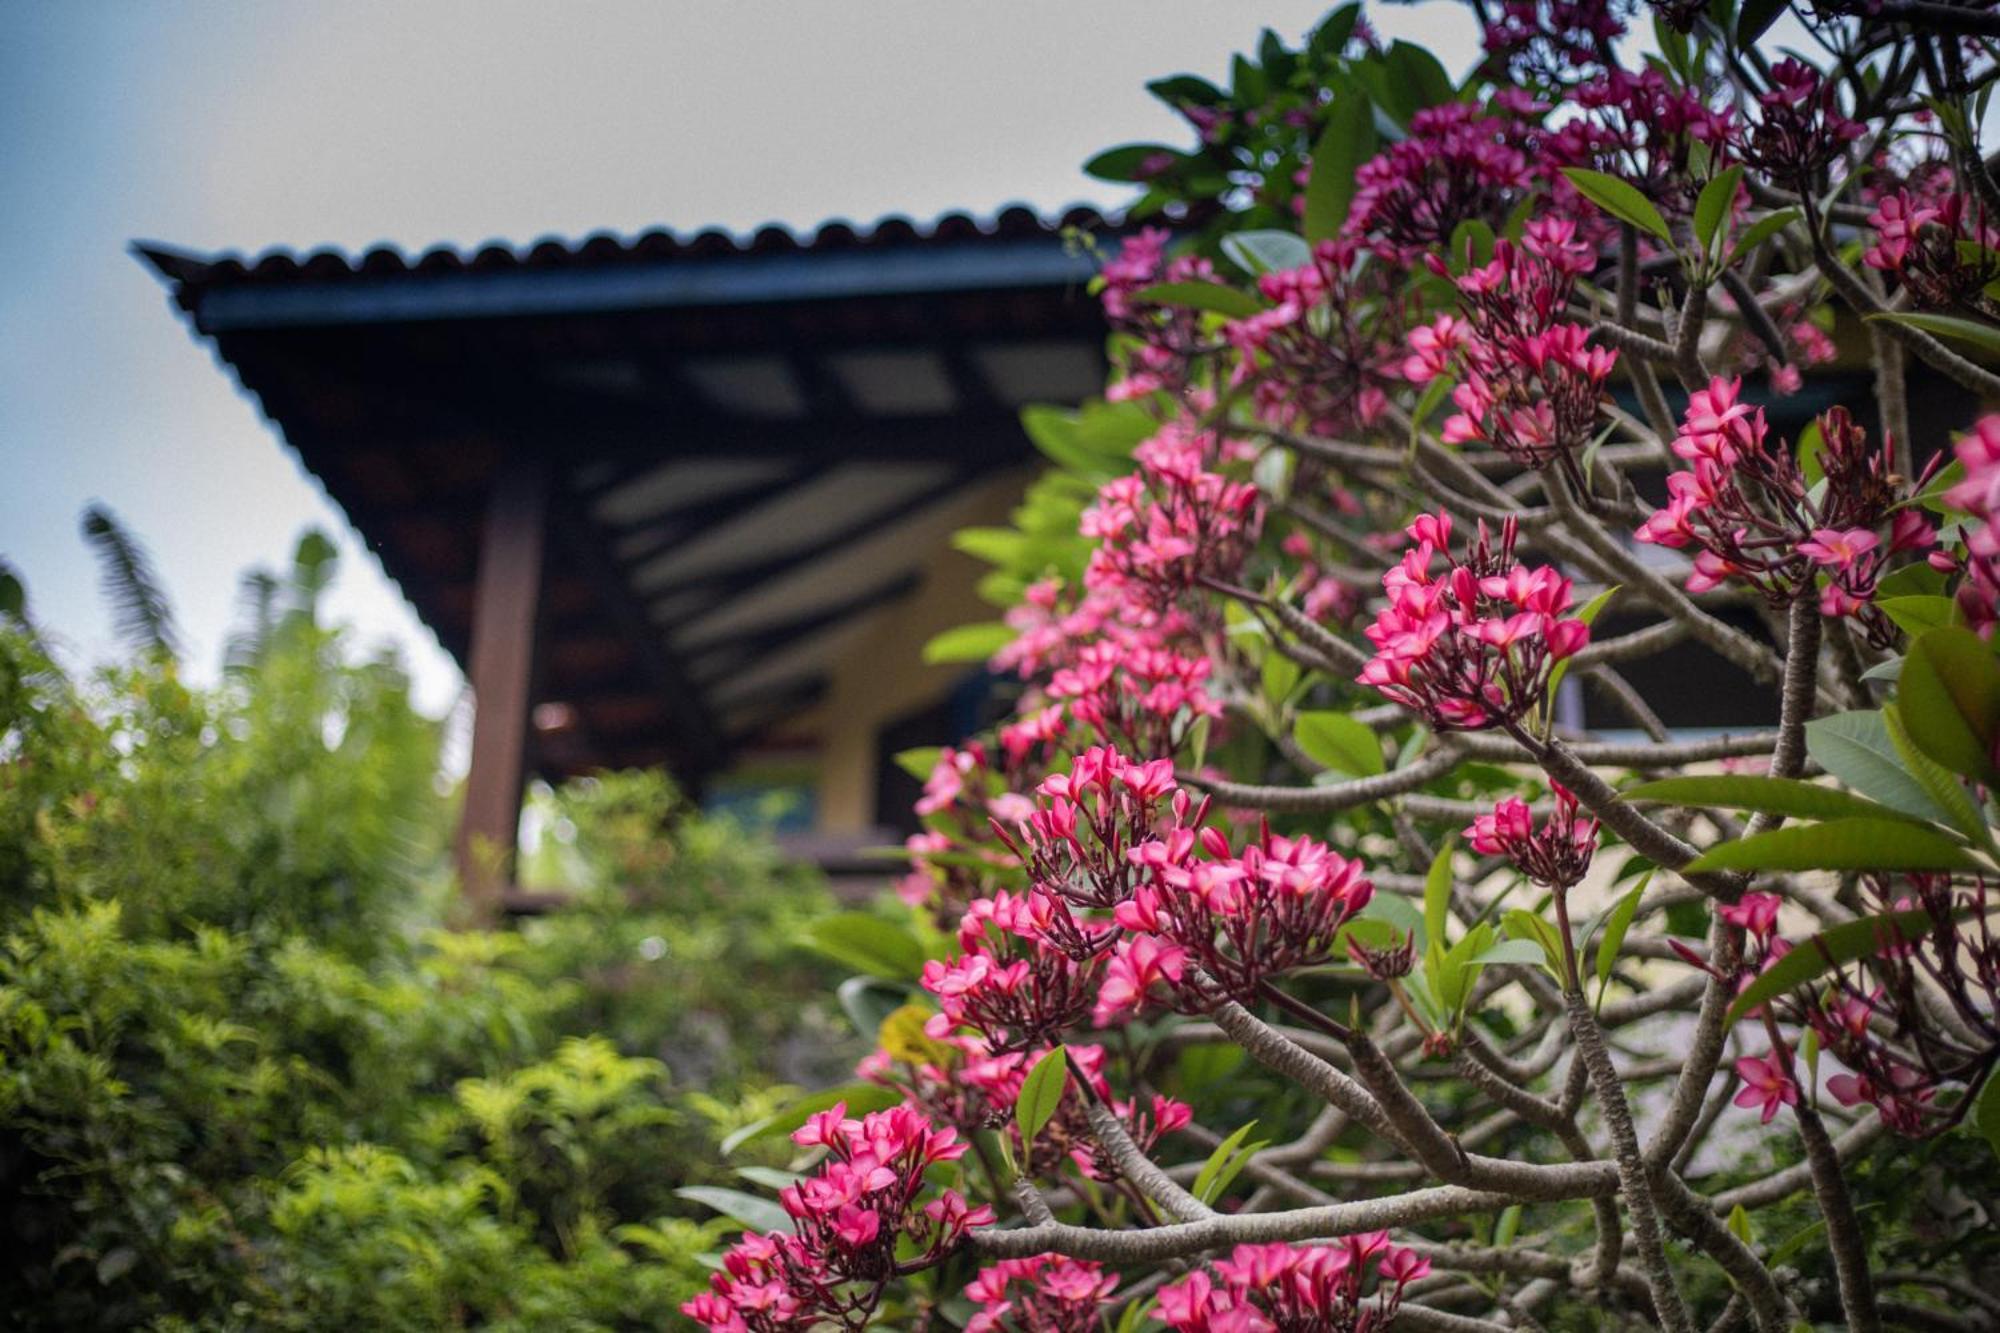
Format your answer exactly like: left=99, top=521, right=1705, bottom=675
left=0, top=2, right=1480, bottom=716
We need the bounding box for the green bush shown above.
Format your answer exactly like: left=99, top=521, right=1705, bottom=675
left=0, top=524, right=850, bottom=1329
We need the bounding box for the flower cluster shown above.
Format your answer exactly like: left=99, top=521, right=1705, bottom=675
left=1046, top=637, right=1223, bottom=758
left=1101, top=822, right=1376, bottom=1018
left=1405, top=217, right=1615, bottom=469
left=1222, top=238, right=1408, bottom=438
left=1865, top=186, right=2000, bottom=313
left=1480, top=0, right=1624, bottom=87
left=1635, top=382, right=1930, bottom=627
left=1154, top=1235, right=1431, bottom=1332
left=994, top=745, right=1192, bottom=930
left=966, top=1254, right=1119, bottom=1333
left=1082, top=419, right=1263, bottom=615
left=681, top=1104, right=992, bottom=1332
left=858, top=1037, right=1190, bottom=1187
left=1464, top=782, right=1598, bottom=889
left=1346, top=102, right=1540, bottom=262
left=922, top=890, right=1106, bottom=1052
left=1799, top=874, right=1997, bottom=1136
left=1099, top=227, right=1226, bottom=400
left=1737, top=58, right=1863, bottom=190
left=1359, top=511, right=1591, bottom=730
left=1943, top=416, right=2000, bottom=636
left=1550, top=68, right=1734, bottom=222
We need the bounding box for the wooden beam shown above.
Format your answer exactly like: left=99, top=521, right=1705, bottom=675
left=454, top=452, right=548, bottom=921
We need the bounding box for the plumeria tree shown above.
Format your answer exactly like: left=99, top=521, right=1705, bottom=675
left=686, top=2, right=2000, bottom=1329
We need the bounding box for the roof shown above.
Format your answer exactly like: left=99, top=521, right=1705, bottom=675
left=139, top=204, right=1125, bottom=781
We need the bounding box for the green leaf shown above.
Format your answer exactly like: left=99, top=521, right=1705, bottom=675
left=1868, top=311, right=2000, bottom=356
left=1384, top=40, right=1455, bottom=115
left=1878, top=595, right=1959, bottom=638
left=1084, top=143, right=1186, bottom=183
left=1623, top=774, right=1927, bottom=825
left=803, top=913, right=930, bottom=981
left=1471, top=938, right=1549, bottom=966
left=1805, top=710, right=1957, bottom=824
left=1503, top=908, right=1567, bottom=980
left=1133, top=280, right=1268, bottom=319
left=1016, top=1046, right=1069, bottom=1144
left=1361, top=889, right=1425, bottom=939
left=1695, top=166, right=1745, bottom=256
left=1883, top=704, right=1988, bottom=844
left=735, top=1166, right=804, bottom=1191
left=1899, top=627, right=2000, bottom=782
left=719, top=1084, right=905, bottom=1154
left=1146, top=75, right=1227, bottom=110
left=1423, top=843, right=1455, bottom=952
left=1495, top=1203, right=1523, bottom=1249
left=1725, top=208, right=1801, bottom=268
left=1736, top=0, right=1789, bottom=46
left=894, top=746, right=943, bottom=781
left=676, top=1186, right=796, bottom=1235
left=1728, top=1203, right=1754, bottom=1245
left=1685, top=819, right=1980, bottom=875
left=1192, top=1120, right=1261, bottom=1203
left=1222, top=230, right=1313, bottom=278
left=1304, top=89, right=1375, bottom=243
left=1726, top=908, right=1940, bottom=1025
left=1294, top=710, right=1385, bottom=777
left=0, top=567, right=23, bottom=620
left=1595, top=875, right=1648, bottom=991
left=1561, top=167, right=1673, bottom=242
left=1262, top=649, right=1303, bottom=705
left=1973, top=1070, right=2000, bottom=1163
left=922, top=622, right=1014, bottom=665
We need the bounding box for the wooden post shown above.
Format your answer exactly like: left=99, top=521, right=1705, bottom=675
left=455, top=452, right=548, bottom=920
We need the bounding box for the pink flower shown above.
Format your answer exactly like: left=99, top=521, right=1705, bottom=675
left=1798, top=527, right=1879, bottom=570
left=1733, top=1052, right=1800, bottom=1124
left=1718, top=891, right=1781, bottom=939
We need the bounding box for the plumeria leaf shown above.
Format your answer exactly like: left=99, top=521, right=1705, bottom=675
left=719, top=1084, right=905, bottom=1154
left=1133, top=281, right=1268, bottom=319
left=1973, top=1069, right=2000, bottom=1163
left=1725, top=208, right=1801, bottom=268
left=1695, top=166, right=1744, bottom=257
left=1192, top=1120, right=1262, bottom=1203
left=1304, top=88, right=1375, bottom=243
left=676, top=1187, right=796, bottom=1235
left=1084, top=143, right=1187, bottom=182
left=1728, top=1203, right=1754, bottom=1245
left=1295, top=710, right=1385, bottom=777
left=1622, top=775, right=1927, bottom=825
left=1222, top=230, right=1313, bottom=278
left=1867, top=310, right=2000, bottom=356
left=1423, top=843, right=1455, bottom=952
left=1502, top=908, right=1567, bottom=981
left=804, top=913, right=931, bottom=981
left=1736, top=0, right=1788, bottom=46
left=1899, top=627, right=2000, bottom=783
left=1883, top=704, right=1988, bottom=844
left=1544, top=584, right=1618, bottom=701
left=1684, top=819, right=1980, bottom=875
left=1877, top=595, right=1959, bottom=638
left=1726, top=908, right=1939, bottom=1024
left=1594, top=873, right=1649, bottom=994
left=1804, top=711, right=1958, bottom=824
left=1469, top=938, right=1548, bottom=966
left=1561, top=167, right=1672, bottom=242
left=1016, top=1046, right=1069, bottom=1144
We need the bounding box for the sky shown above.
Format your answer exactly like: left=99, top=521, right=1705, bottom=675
left=0, top=1, right=1481, bottom=718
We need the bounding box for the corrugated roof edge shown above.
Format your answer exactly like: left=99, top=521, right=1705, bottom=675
left=131, top=201, right=1133, bottom=290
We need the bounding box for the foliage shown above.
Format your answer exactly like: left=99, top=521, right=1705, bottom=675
left=0, top=531, right=847, bottom=1329
left=689, top=5, right=2000, bottom=1332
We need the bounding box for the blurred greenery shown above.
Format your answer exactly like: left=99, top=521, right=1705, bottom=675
left=0, top=520, right=854, bottom=1329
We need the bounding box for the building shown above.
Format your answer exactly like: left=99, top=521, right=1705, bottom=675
left=140, top=205, right=1123, bottom=912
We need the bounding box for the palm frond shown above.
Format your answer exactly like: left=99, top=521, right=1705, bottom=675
left=80, top=504, right=180, bottom=661
left=226, top=568, right=280, bottom=671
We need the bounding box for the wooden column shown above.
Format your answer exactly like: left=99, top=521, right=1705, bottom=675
left=455, top=452, right=548, bottom=920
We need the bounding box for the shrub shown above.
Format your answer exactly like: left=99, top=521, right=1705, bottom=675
left=0, top=525, right=846, bottom=1328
